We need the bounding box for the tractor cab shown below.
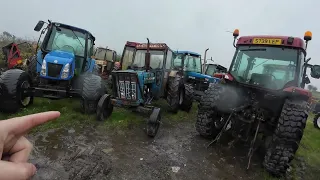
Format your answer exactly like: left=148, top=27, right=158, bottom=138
left=121, top=41, right=167, bottom=71
left=227, top=30, right=320, bottom=93
left=93, top=47, right=117, bottom=79
left=205, top=63, right=227, bottom=77
left=32, top=20, right=96, bottom=84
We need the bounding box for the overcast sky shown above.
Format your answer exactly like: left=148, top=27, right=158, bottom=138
left=1, top=0, right=320, bottom=88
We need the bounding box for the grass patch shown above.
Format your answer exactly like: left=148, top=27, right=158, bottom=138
left=0, top=98, right=197, bottom=133
left=0, top=98, right=96, bottom=133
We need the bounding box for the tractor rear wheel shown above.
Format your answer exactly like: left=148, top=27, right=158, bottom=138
left=263, top=99, right=308, bottom=176
left=180, top=83, right=194, bottom=112
left=80, top=74, right=106, bottom=114
left=0, top=69, right=33, bottom=113
left=166, top=75, right=183, bottom=113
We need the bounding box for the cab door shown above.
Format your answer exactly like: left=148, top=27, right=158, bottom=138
left=162, top=49, right=173, bottom=97
left=150, top=50, right=166, bottom=99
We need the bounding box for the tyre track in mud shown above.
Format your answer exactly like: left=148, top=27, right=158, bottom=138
left=27, top=118, right=304, bottom=180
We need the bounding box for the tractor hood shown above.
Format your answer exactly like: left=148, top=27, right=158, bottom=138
left=44, top=50, right=75, bottom=65
left=187, top=71, right=219, bottom=83
left=40, top=50, right=76, bottom=80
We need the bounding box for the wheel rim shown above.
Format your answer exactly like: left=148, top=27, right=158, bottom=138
left=317, top=117, right=320, bottom=128
left=179, top=90, right=183, bottom=105
left=20, top=81, right=31, bottom=106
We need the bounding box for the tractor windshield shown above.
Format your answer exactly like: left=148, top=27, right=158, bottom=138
left=206, top=64, right=227, bottom=76
left=131, top=50, right=164, bottom=69
left=230, top=46, right=298, bottom=90
left=45, top=26, right=86, bottom=57
left=206, top=65, right=217, bottom=75
left=95, top=48, right=114, bottom=61
left=185, top=55, right=202, bottom=73
left=173, top=54, right=202, bottom=73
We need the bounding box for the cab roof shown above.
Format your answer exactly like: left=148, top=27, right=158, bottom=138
left=176, top=51, right=201, bottom=56
left=52, top=22, right=95, bottom=41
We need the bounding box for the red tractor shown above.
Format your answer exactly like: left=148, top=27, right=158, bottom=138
left=0, top=42, right=30, bottom=72
left=196, top=29, right=320, bottom=176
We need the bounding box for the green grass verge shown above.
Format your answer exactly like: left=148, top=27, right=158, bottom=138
left=0, top=98, right=197, bottom=133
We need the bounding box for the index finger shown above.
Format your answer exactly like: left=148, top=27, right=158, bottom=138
left=2, top=111, right=60, bottom=135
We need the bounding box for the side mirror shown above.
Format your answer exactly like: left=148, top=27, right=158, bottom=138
left=34, top=21, right=45, bottom=32
left=145, top=52, right=151, bottom=71
left=311, top=65, right=320, bottom=79
left=304, top=76, right=311, bottom=84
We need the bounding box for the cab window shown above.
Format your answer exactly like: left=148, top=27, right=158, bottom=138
left=121, top=47, right=134, bottom=70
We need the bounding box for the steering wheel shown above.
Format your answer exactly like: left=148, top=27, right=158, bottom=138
left=237, top=76, right=246, bottom=82
left=61, top=45, right=75, bottom=53
left=267, top=74, right=277, bottom=81
left=267, top=74, right=278, bottom=89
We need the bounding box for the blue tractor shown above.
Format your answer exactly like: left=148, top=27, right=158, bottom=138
left=96, top=39, right=195, bottom=137
left=0, top=20, right=106, bottom=113
left=172, top=51, right=221, bottom=101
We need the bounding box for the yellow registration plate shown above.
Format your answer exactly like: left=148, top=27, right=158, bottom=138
left=252, top=38, right=282, bottom=45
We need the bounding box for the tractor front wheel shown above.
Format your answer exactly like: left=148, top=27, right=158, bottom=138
left=0, top=69, right=33, bottom=113
left=196, top=83, right=227, bottom=138
left=263, top=99, right=308, bottom=176
left=27, top=55, right=38, bottom=85
left=96, top=94, right=114, bottom=121
left=147, top=107, right=161, bottom=137
left=313, top=113, right=320, bottom=129
left=80, top=74, right=106, bottom=114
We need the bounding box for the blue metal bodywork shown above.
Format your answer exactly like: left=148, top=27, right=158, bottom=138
left=186, top=71, right=221, bottom=83
left=112, top=70, right=157, bottom=107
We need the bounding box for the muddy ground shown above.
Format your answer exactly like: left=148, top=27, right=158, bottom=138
left=27, top=116, right=304, bottom=180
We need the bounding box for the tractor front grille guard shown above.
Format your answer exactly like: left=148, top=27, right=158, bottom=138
left=47, top=63, right=63, bottom=78
left=113, top=72, right=141, bottom=101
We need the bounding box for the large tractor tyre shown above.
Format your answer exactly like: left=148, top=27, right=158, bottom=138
left=27, top=55, right=38, bottom=82
left=80, top=74, right=106, bottom=114
left=195, top=83, right=226, bottom=138
left=313, top=113, right=320, bottom=129
left=0, top=69, right=33, bottom=113
left=180, top=83, right=194, bottom=112
left=263, top=99, right=308, bottom=176
left=166, top=75, right=183, bottom=113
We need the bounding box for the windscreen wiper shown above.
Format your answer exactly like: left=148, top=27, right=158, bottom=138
left=71, top=30, right=84, bottom=48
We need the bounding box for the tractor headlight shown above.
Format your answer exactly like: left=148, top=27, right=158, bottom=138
left=41, top=60, right=47, bottom=76
left=61, top=63, right=70, bottom=79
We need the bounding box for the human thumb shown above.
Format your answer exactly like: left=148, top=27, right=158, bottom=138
left=0, top=161, right=36, bottom=180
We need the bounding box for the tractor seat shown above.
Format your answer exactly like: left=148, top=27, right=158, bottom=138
left=249, top=73, right=273, bottom=87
